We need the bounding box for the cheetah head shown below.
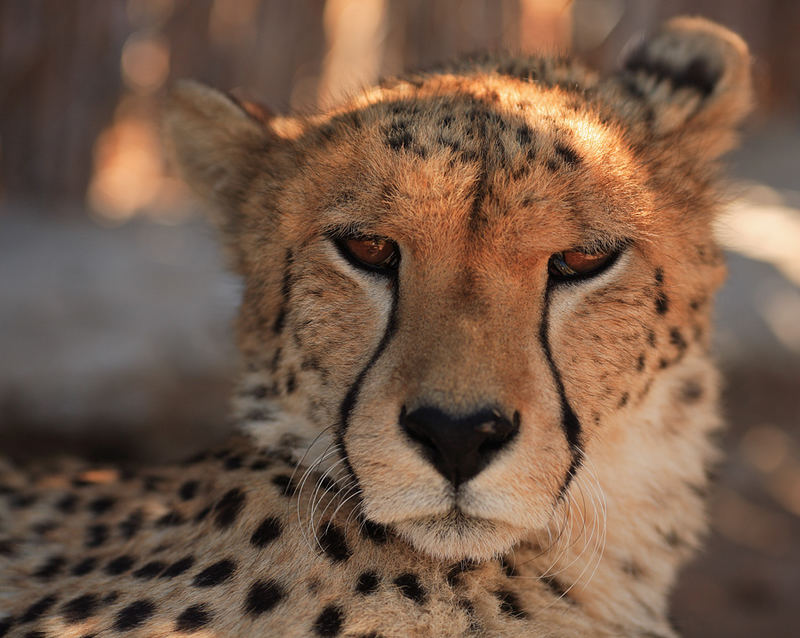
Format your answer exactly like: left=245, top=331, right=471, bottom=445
left=166, top=17, right=751, bottom=561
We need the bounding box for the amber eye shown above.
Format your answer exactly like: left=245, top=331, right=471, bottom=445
left=336, top=235, right=400, bottom=272
left=547, top=249, right=618, bottom=281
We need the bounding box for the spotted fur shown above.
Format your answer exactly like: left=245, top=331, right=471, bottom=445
left=1, top=17, right=750, bottom=637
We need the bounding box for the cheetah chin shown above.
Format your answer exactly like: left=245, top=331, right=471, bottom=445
left=1, top=16, right=751, bottom=638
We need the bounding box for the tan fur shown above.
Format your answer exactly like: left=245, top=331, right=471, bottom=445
left=1, top=17, right=750, bottom=637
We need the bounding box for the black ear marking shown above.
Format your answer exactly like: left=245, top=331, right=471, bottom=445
left=615, top=16, right=751, bottom=140
left=624, top=42, right=722, bottom=98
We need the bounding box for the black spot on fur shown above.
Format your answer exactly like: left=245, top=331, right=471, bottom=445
left=669, top=327, right=688, bottom=353
left=393, top=573, right=427, bottom=604
left=654, top=267, right=664, bottom=284
left=271, top=474, right=297, bottom=496
left=313, top=604, right=344, bottom=637
left=161, top=555, right=195, bottom=578
left=31, top=521, right=57, bottom=535
left=214, top=488, right=246, bottom=529
left=192, top=559, right=236, bottom=587
left=175, top=603, right=212, bottom=632
left=87, top=496, right=115, bottom=515
left=21, top=630, right=46, bottom=638
left=438, top=135, right=461, bottom=154
left=516, top=125, right=532, bottom=147
left=285, top=372, right=297, bottom=394
left=663, top=529, right=684, bottom=548
left=61, top=594, right=98, bottom=624
left=655, top=293, right=669, bottom=315
left=223, top=455, right=242, bottom=470
left=179, top=480, right=199, bottom=501
left=194, top=505, right=211, bottom=522
left=21, top=595, right=58, bottom=623
left=105, top=555, right=135, bottom=575
left=250, top=516, right=282, bottom=547
left=541, top=574, right=570, bottom=600
left=143, top=475, right=165, bottom=491
left=360, top=518, right=388, bottom=543
left=248, top=384, right=269, bottom=399
left=680, top=379, right=704, bottom=403
left=119, top=510, right=143, bottom=539
left=113, top=600, right=156, bottom=631
left=33, top=555, right=66, bottom=579
left=621, top=560, right=645, bottom=579
left=244, top=580, right=285, bottom=615
left=618, top=392, right=629, bottom=408
left=496, top=590, right=527, bottom=619
left=156, top=511, right=185, bottom=527
left=500, top=556, right=517, bottom=577
left=0, top=618, right=13, bottom=637
left=318, top=475, right=340, bottom=494
left=386, top=121, right=413, bottom=152
left=250, top=458, right=272, bottom=470
left=133, top=561, right=166, bottom=579
left=356, top=571, right=380, bottom=595
left=554, top=142, right=581, bottom=166
left=55, top=493, right=78, bottom=514
left=446, top=560, right=477, bottom=587
left=10, top=493, right=37, bottom=508
left=647, top=330, right=657, bottom=347
left=71, top=557, right=97, bottom=576
left=245, top=408, right=274, bottom=423
left=637, top=354, right=646, bottom=372
left=318, top=523, right=351, bottom=563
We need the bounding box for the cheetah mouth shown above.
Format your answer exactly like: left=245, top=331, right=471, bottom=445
left=391, top=508, right=530, bottom=561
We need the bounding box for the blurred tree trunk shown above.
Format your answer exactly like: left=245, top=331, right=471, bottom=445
left=0, top=0, right=129, bottom=208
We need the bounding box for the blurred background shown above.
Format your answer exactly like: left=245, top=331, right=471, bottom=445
left=0, top=1, right=798, bottom=635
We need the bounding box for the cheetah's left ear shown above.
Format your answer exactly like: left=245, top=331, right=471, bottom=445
left=616, top=16, right=752, bottom=156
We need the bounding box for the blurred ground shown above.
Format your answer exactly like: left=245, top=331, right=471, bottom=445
left=1, top=123, right=799, bottom=636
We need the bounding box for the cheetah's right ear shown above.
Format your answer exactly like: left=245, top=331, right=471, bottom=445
left=616, top=16, right=752, bottom=157
left=164, top=81, right=299, bottom=214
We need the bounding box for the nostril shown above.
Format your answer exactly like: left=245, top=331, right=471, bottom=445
left=399, top=405, right=520, bottom=486
left=399, top=406, right=444, bottom=464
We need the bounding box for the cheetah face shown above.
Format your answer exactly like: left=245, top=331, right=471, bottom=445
left=166, top=18, right=750, bottom=561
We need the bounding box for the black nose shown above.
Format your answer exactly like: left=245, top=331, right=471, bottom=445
left=400, top=406, right=520, bottom=487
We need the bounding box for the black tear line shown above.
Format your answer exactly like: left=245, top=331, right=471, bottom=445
left=336, top=278, right=400, bottom=497
left=539, top=283, right=584, bottom=501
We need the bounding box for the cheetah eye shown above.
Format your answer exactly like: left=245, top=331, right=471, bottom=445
left=547, top=248, right=621, bottom=282
left=334, top=235, right=400, bottom=273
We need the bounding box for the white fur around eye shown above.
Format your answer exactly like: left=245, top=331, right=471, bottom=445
left=549, top=248, right=632, bottom=318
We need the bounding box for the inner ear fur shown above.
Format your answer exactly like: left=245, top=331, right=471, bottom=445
left=163, top=80, right=274, bottom=209
left=616, top=16, right=752, bottom=155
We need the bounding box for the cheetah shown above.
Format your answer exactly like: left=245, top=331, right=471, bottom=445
left=0, top=16, right=751, bottom=638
